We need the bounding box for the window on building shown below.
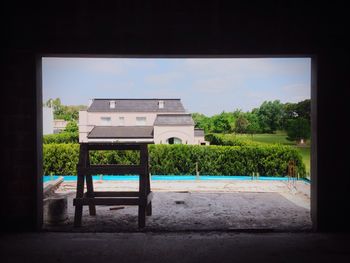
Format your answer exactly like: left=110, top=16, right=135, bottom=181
left=118, top=116, right=125, bottom=126
left=158, top=100, right=164, bottom=109
left=101, top=116, right=111, bottom=125
left=167, top=137, right=182, bottom=144
left=136, top=117, right=146, bottom=126
left=109, top=100, right=116, bottom=109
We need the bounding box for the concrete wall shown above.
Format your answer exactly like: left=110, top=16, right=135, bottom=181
left=2, top=2, right=349, bottom=232
left=78, top=111, right=94, bottom=142
left=42, top=107, right=53, bottom=135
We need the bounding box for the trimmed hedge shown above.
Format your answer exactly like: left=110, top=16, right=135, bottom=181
left=43, top=143, right=306, bottom=177
left=43, top=132, right=79, bottom=144
left=205, top=133, right=262, bottom=146
left=150, top=144, right=305, bottom=177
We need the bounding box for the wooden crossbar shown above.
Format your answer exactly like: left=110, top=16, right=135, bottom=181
left=89, top=191, right=140, bottom=197
left=77, top=165, right=144, bottom=175
left=74, top=197, right=140, bottom=206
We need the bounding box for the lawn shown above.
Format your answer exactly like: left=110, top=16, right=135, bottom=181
left=219, top=132, right=311, bottom=175
left=235, top=133, right=295, bottom=145
left=296, top=147, right=310, bottom=177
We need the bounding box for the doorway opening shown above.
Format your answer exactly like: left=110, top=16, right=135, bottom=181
left=39, top=56, right=315, bottom=232
left=167, top=137, right=182, bottom=144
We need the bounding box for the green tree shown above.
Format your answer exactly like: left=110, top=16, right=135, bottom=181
left=211, top=112, right=234, bottom=133
left=235, top=115, right=249, bottom=134
left=294, top=99, right=311, bottom=123
left=286, top=118, right=310, bottom=144
left=256, top=100, right=284, bottom=133
left=245, top=112, right=261, bottom=135
left=192, top=113, right=211, bottom=133
left=45, top=98, right=87, bottom=121
left=64, top=121, right=78, bottom=133
left=282, top=99, right=311, bottom=130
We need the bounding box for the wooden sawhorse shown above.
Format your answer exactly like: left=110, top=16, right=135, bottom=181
left=73, top=143, right=153, bottom=228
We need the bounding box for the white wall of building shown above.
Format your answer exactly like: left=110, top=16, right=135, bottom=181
left=79, top=110, right=205, bottom=145
left=194, top=135, right=209, bottom=145
left=79, top=110, right=94, bottom=142
left=84, top=112, right=182, bottom=126
left=42, top=107, right=54, bottom=135
left=153, top=125, right=195, bottom=144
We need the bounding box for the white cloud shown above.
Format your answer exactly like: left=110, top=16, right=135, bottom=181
left=43, top=57, right=126, bottom=75
left=145, top=72, right=183, bottom=86
left=43, top=57, right=311, bottom=115
left=85, top=59, right=124, bottom=74
left=282, top=83, right=310, bottom=101
left=191, top=76, right=243, bottom=93
left=97, top=81, right=135, bottom=91
left=183, top=58, right=311, bottom=78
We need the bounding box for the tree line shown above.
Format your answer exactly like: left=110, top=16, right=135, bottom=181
left=44, top=98, right=311, bottom=144
left=192, top=99, right=311, bottom=143
left=45, top=98, right=87, bottom=121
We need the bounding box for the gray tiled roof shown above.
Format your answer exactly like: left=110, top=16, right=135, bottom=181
left=88, top=126, right=154, bottom=138
left=194, top=129, right=205, bottom=136
left=154, top=114, right=195, bottom=126
left=88, top=99, right=186, bottom=112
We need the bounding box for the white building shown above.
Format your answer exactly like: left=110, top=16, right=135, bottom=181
left=42, top=106, right=54, bottom=135
left=79, top=98, right=208, bottom=145
left=53, top=119, right=68, bottom=134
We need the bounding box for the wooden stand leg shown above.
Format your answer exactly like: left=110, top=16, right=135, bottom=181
left=86, top=175, right=96, bottom=216
left=138, top=204, right=146, bottom=228
left=138, top=178, right=147, bottom=228
left=146, top=173, right=152, bottom=216
left=146, top=202, right=152, bottom=216
left=74, top=175, right=85, bottom=227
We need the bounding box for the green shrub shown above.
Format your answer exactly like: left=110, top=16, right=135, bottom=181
left=43, top=143, right=306, bottom=177
left=205, top=133, right=262, bottom=146
left=43, top=132, right=78, bottom=144
left=43, top=143, right=80, bottom=175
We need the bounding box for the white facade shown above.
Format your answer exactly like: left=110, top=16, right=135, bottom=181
left=79, top=99, right=208, bottom=145
left=153, top=125, right=195, bottom=144
left=42, top=107, right=54, bottom=135
left=53, top=119, right=68, bottom=133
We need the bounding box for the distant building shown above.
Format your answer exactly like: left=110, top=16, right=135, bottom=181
left=53, top=119, right=68, bottom=134
left=43, top=107, right=54, bottom=135
left=79, top=98, right=209, bottom=145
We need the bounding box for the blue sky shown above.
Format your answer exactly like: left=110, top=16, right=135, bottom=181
left=42, top=57, right=311, bottom=116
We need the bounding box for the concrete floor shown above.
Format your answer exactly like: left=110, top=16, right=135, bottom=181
left=44, top=192, right=311, bottom=232
left=44, top=180, right=311, bottom=232
left=1, top=232, right=350, bottom=263
left=6, top=181, right=344, bottom=262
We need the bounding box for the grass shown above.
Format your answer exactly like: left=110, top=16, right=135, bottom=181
left=296, top=147, right=310, bottom=176
left=218, top=132, right=311, bottom=175
left=235, top=133, right=295, bottom=145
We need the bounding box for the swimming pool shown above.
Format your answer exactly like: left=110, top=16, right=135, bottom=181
left=43, top=175, right=310, bottom=183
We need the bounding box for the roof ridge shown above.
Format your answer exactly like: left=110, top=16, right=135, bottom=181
left=92, top=98, right=181, bottom=100
left=156, top=113, right=192, bottom=116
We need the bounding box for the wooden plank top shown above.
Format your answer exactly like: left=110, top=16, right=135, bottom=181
left=80, top=142, right=153, bottom=151
left=80, top=142, right=154, bottom=145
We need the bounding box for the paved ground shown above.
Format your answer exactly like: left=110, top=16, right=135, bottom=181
left=44, top=180, right=311, bottom=232
left=1, top=232, right=350, bottom=263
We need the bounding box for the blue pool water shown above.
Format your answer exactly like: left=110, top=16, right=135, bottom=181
left=43, top=175, right=310, bottom=183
